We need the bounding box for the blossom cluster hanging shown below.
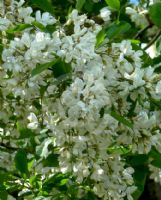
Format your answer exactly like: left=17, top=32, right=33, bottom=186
left=1, top=0, right=161, bottom=199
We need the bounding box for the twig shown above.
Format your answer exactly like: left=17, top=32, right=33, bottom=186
left=143, top=30, right=161, bottom=50
left=134, top=24, right=151, bottom=39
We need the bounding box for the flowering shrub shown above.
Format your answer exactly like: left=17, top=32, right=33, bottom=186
left=1, top=0, right=161, bottom=199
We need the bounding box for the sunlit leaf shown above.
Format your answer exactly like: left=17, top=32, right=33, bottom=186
left=105, top=0, right=120, bottom=10
left=6, top=24, right=32, bottom=33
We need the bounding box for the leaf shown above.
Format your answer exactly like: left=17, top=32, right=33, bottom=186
left=152, top=54, right=161, bottom=65
left=149, top=148, right=161, bottom=168
left=107, top=145, right=131, bottom=155
left=51, top=59, right=72, bottom=78
left=126, top=154, right=149, bottom=166
left=149, top=3, right=161, bottom=29
left=14, top=149, right=29, bottom=176
left=127, top=99, right=137, bottom=117
left=32, top=21, right=46, bottom=31
left=131, top=43, right=153, bottom=68
left=76, top=0, right=86, bottom=11
left=105, top=21, right=131, bottom=40
left=6, top=24, right=32, bottom=33
left=132, top=166, right=148, bottom=200
left=105, top=0, right=120, bottom=10
left=149, top=148, right=161, bottom=159
left=96, top=29, right=106, bottom=47
left=42, top=173, right=68, bottom=192
left=28, top=158, right=35, bottom=171
left=17, top=122, right=34, bottom=139
left=0, top=186, right=8, bottom=200
left=110, top=111, right=133, bottom=128
left=125, top=154, right=149, bottom=199
left=31, top=59, right=58, bottom=77
left=43, top=153, right=59, bottom=167
left=149, top=97, right=161, bottom=110
left=30, top=0, right=55, bottom=15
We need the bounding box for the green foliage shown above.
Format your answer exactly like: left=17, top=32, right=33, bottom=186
left=14, top=149, right=29, bottom=177
left=6, top=24, right=32, bottom=34
left=96, top=21, right=131, bottom=46
left=30, top=0, right=55, bottom=15
left=31, top=59, right=58, bottom=77
left=149, top=3, right=161, bottom=29
left=105, top=0, right=120, bottom=10
left=76, top=0, right=86, bottom=11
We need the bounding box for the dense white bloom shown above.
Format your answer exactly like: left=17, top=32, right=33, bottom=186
left=1, top=2, right=161, bottom=200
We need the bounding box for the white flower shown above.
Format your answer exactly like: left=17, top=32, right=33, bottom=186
left=124, top=68, right=145, bottom=88
left=100, top=7, right=111, bottom=22
left=0, top=18, right=11, bottom=31
left=18, top=7, right=34, bottom=23
left=36, top=11, right=56, bottom=26
left=27, top=113, right=38, bottom=129
left=126, top=7, right=149, bottom=28
left=156, top=81, right=161, bottom=96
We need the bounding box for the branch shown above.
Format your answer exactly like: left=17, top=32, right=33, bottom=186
left=134, top=24, right=151, bottom=39
left=143, top=30, right=161, bottom=50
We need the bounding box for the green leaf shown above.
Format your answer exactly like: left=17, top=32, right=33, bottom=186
left=0, top=172, right=7, bottom=184
left=14, top=149, right=29, bottom=176
left=149, top=148, right=161, bottom=159
left=149, top=148, right=161, bottom=168
left=152, top=54, right=161, bottom=65
left=125, top=154, right=149, bottom=199
left=30, top=0, right=55, bottom=15
left=107, top=145, right=131, bottom=155
left=149, top=97, right=161, bottom=110
left=50, top=59, right=72, bottom=79
left=28, top=158, right=35, bottom=171
left=6, top=24, right=32, bottom=34
left=96, top=29, right=106, bottom=47
left=0, top=186, right=8, bottom=200
left=17, top=122, right=34, bottom=139
left=105, top=0, right=120, bottom=10
left=76, top=0, right=86, bottom=11
left=110, top=111, right=133, bottom=128
left=149, top=3, right=161, bottom=29
left=31, top=59, right=58, bottom=77
left=126, top=154, right=149, bottom=166
left=127, top=99, right=137, bottom=117
left=32, top=21, right=46, bottom=31
left=132, top=166, right=148, bottom=200
left=132, top=43, right=153, bottom=68
left=105, top=21, right=131, bottom=40
left=43, top=153, right=59, bottom=167
left=42, top=173, right=69, bottom=192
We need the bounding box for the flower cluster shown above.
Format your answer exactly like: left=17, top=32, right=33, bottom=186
left=1, top=0, right=161, bottom=199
